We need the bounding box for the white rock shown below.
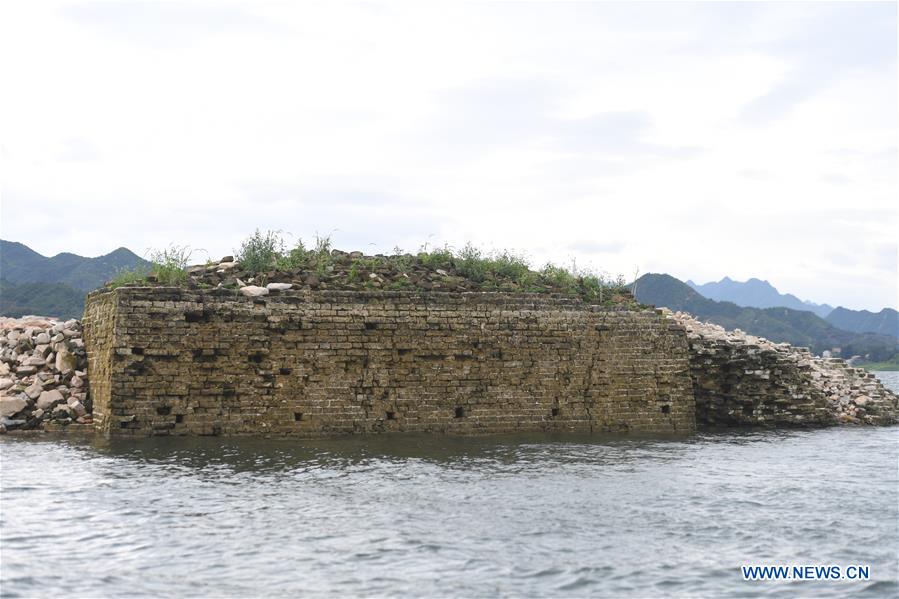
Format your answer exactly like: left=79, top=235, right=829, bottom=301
left=0, top=378, right=13, bottom=391
left=239, top=286, right=269, bottom=297
left=0, top=396, right=27, bottom=418
left=266, top=283, right=292, bottom=291
left=24, top=381, right=43, bottom=400
left=55, top=348, right=77, bottom=374
left=67, top=399, right=87, bottom=417
left=71, top=375, right=84, bottom=388
left=36, top=389, right=64, bottom=410
left=0, top=363, right=8, bottom=375
left=35, top=332, right=51, bottom=344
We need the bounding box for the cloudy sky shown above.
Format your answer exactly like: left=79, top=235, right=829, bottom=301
left=1, top=1, right=895, bottom=310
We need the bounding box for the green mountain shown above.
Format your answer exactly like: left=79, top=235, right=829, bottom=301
left=0, top=240, right=150, bottom=319
left=635, top=273, right=898, bottom=361
left=0, top=240, right=149, bottom=292
left=0, top=279, right=85, bottom=320
left=826, top=306, right=897, bottom=339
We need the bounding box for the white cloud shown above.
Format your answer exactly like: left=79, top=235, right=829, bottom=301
left=0, top=1, right=895, bottom=311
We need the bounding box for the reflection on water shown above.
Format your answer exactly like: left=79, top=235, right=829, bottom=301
left=1, top=370, right=897, bottom=598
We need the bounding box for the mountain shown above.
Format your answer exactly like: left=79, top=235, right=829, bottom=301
left=826, top=307, right=898, bottom=339
left=635, top=273, right=897, bottom=361
left=687, top=276, right=834, bottom=318
left=0, top=240, right=151, bottom=319
left=0, top=279, right=85, bottom=320
left=0, top=240, right=149, bottom=292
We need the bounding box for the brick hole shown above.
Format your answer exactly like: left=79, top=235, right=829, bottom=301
left=660, top=405, right=671, bottom=415
left=156, top=406, right=171, bottom=416
left=386, top=411, right=396, bottom=420
left=249, top=353, right=264, bottom=364
left=454, top=407, right=465, bottom=418
left=131, top=347, right=144, bottom=355
left=551, top=407, right=561, bottom=417
left=119, top=421, right=131, bottom=429
left=279, top=367, right=292, bottom=375
left=364, top=322, right=378, bottom=330
left=184, top=310, right=209, bottom=323
left=742, top=405, right=753, bottom=416
left=175, top=414, right=184, bottom=423
left=294, top=412, right=304, bottom=422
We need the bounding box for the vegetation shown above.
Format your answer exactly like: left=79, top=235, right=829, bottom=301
left=856, top=355, right=899, bottom=371
left=0, top=239, right=150, bottom=292
left=0, top=279, right=85, bottom=319
left=106, top=230, right=633, bottom=305
left=107, top=245, right=190, bottom=288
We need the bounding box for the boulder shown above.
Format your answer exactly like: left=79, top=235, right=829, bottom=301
left=35, top=332, right=51, bottom=345
left=55, top=348, right=77, bottom=374
left=67, top=398, right=87, bottom=417
left=24, top=381, right=43, bottom=400
left=266, top=283, right=292, bottom=291
left=36, top=389, right=65, bottom=410
left=239, top=286, right=269, bottom=297
left=0, top=377, right=13, bottom=391
left=0, top=396, right=27, bottom=418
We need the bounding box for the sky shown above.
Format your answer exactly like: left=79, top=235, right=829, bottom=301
left=0, top=1, right=896, bottom=311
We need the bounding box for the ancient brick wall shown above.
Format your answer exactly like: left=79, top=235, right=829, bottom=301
left=82, top=287, right=694, bottom=437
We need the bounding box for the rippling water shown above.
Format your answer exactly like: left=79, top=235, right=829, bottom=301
left=2, top=373, right=898, bottom=598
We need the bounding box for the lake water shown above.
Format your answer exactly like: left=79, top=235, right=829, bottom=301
left=2, top=372, right=897, bottom=598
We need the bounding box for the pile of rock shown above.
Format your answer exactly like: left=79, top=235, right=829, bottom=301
left=0, top=316, right=90, bottom=433
left=125, top=251, right=636, bottom=306
left=666, top=310, right=898, bottom=427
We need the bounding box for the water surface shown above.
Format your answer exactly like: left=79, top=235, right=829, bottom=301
left=2, top=373, right=897, bottom=597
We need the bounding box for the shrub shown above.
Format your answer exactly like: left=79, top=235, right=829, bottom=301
left=149, top=245, right=192, bottom=286
left=108, top=267, right=149, bottom=289
left=275, top=239, right=309, bottom=270
left=418, top=243, right=454, bottom=269
left=237, top=229, right=284, bottom=274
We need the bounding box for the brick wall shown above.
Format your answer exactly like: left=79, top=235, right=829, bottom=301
left=82, top=287, right=694, bottom=437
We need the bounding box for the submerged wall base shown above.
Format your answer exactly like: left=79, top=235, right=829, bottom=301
left=83, top=288, right=695, bottom=438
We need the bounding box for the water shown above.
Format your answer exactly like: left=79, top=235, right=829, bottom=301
left=2, top=374, right=897, bottom=598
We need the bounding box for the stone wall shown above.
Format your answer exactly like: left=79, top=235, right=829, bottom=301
left=668, top=311, right=899, bottom=427
left=82, top=287, right=694, bottom=438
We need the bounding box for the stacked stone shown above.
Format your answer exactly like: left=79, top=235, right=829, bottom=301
left=664, top=310, right=898, bottom=427
left=0, top=317, right=90, bottom=433
left=133, top=253, right=637, bottom=306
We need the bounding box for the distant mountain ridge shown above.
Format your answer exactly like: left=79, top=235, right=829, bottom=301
left=687, top=276, right=834, bottom=318
left=635, top=273, right=897, bottom=361
left=0, top=239, right=150, bottom=319
left=0, top=240, right=149, bottom=292
left=826, top=306, right=898, bottom=339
